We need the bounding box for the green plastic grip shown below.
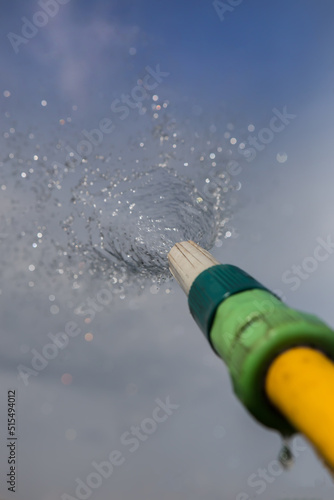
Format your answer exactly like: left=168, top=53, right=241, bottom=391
left=188, top=265, right=334, bottom=435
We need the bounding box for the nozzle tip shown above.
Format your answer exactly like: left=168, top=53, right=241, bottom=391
left=168, top=241, right=220, bottom=295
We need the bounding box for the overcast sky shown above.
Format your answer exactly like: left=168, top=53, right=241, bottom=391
left=1, top=1, right=334, bottom=499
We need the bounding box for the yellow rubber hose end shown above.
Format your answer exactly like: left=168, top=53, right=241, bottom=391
left=266, top=347, right=334, bottom=471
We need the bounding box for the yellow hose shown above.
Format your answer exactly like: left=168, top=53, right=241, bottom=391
left=266, top=346, right=334, bottom=470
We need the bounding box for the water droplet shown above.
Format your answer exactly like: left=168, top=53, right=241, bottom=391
left=61, top=373, right=73, bottom=385
left=278, top=437, right=294, bottom=469
left=50, top=305, right=59, bottom=314
left=276, top=152, right=288, bottom=163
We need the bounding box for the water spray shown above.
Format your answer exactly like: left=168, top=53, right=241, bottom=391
left=168, top=240, right=334, bottom=471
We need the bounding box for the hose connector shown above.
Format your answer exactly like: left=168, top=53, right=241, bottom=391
left=168, top=241, right=334, bottom=435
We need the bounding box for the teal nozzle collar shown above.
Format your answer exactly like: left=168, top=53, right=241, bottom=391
left=188, top=264, right=273, bottom=338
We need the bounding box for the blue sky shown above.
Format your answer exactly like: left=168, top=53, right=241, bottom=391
left=3, top=0, right=334, bottom=116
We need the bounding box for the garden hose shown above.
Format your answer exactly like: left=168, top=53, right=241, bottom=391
left=168, top=240, right=334, bottom=469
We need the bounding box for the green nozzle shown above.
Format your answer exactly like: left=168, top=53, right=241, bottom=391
left=188, top=265, right=334, bottom=435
